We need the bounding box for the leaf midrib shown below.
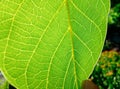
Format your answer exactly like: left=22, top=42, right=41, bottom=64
left=66, top=0, right=79, bottom=88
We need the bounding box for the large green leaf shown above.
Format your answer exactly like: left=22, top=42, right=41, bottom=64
left=0, top=0, right=110, bottom=89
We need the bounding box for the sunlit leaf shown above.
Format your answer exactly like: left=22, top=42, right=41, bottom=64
left=0, top=0, right=110, bottom=89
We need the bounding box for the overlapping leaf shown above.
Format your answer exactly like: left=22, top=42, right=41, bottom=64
left=0, top=0, right=110, bottom=89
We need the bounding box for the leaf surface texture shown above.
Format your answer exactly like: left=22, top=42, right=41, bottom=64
left=0, top=0, right=110, bottom=89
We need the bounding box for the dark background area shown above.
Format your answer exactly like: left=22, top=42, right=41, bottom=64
left=104, top=0, right=120, bottom=51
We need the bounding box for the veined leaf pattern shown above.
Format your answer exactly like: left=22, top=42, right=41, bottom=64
left=0, top=0, right=110, bottom=89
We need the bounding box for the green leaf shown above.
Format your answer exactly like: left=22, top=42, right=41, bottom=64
left=0, top=0, right=110, bottom=89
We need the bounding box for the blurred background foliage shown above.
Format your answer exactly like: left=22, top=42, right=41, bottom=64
left=108, top=4, right=120, bottom=26
left=91, top=0, right=120, bottom=89
left=104, top=0, right=120, bottom=51
left=91, top=51, right=120, bottom=89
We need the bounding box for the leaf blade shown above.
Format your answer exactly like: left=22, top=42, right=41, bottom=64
left=0, top=0, right=110, bottom=89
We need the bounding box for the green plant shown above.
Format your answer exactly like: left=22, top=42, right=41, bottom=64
left=91, top=51, right=120, bottom=89
left=0, top=0, right=110, bottom=89
left=108, top=3, right=120, bottom=26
